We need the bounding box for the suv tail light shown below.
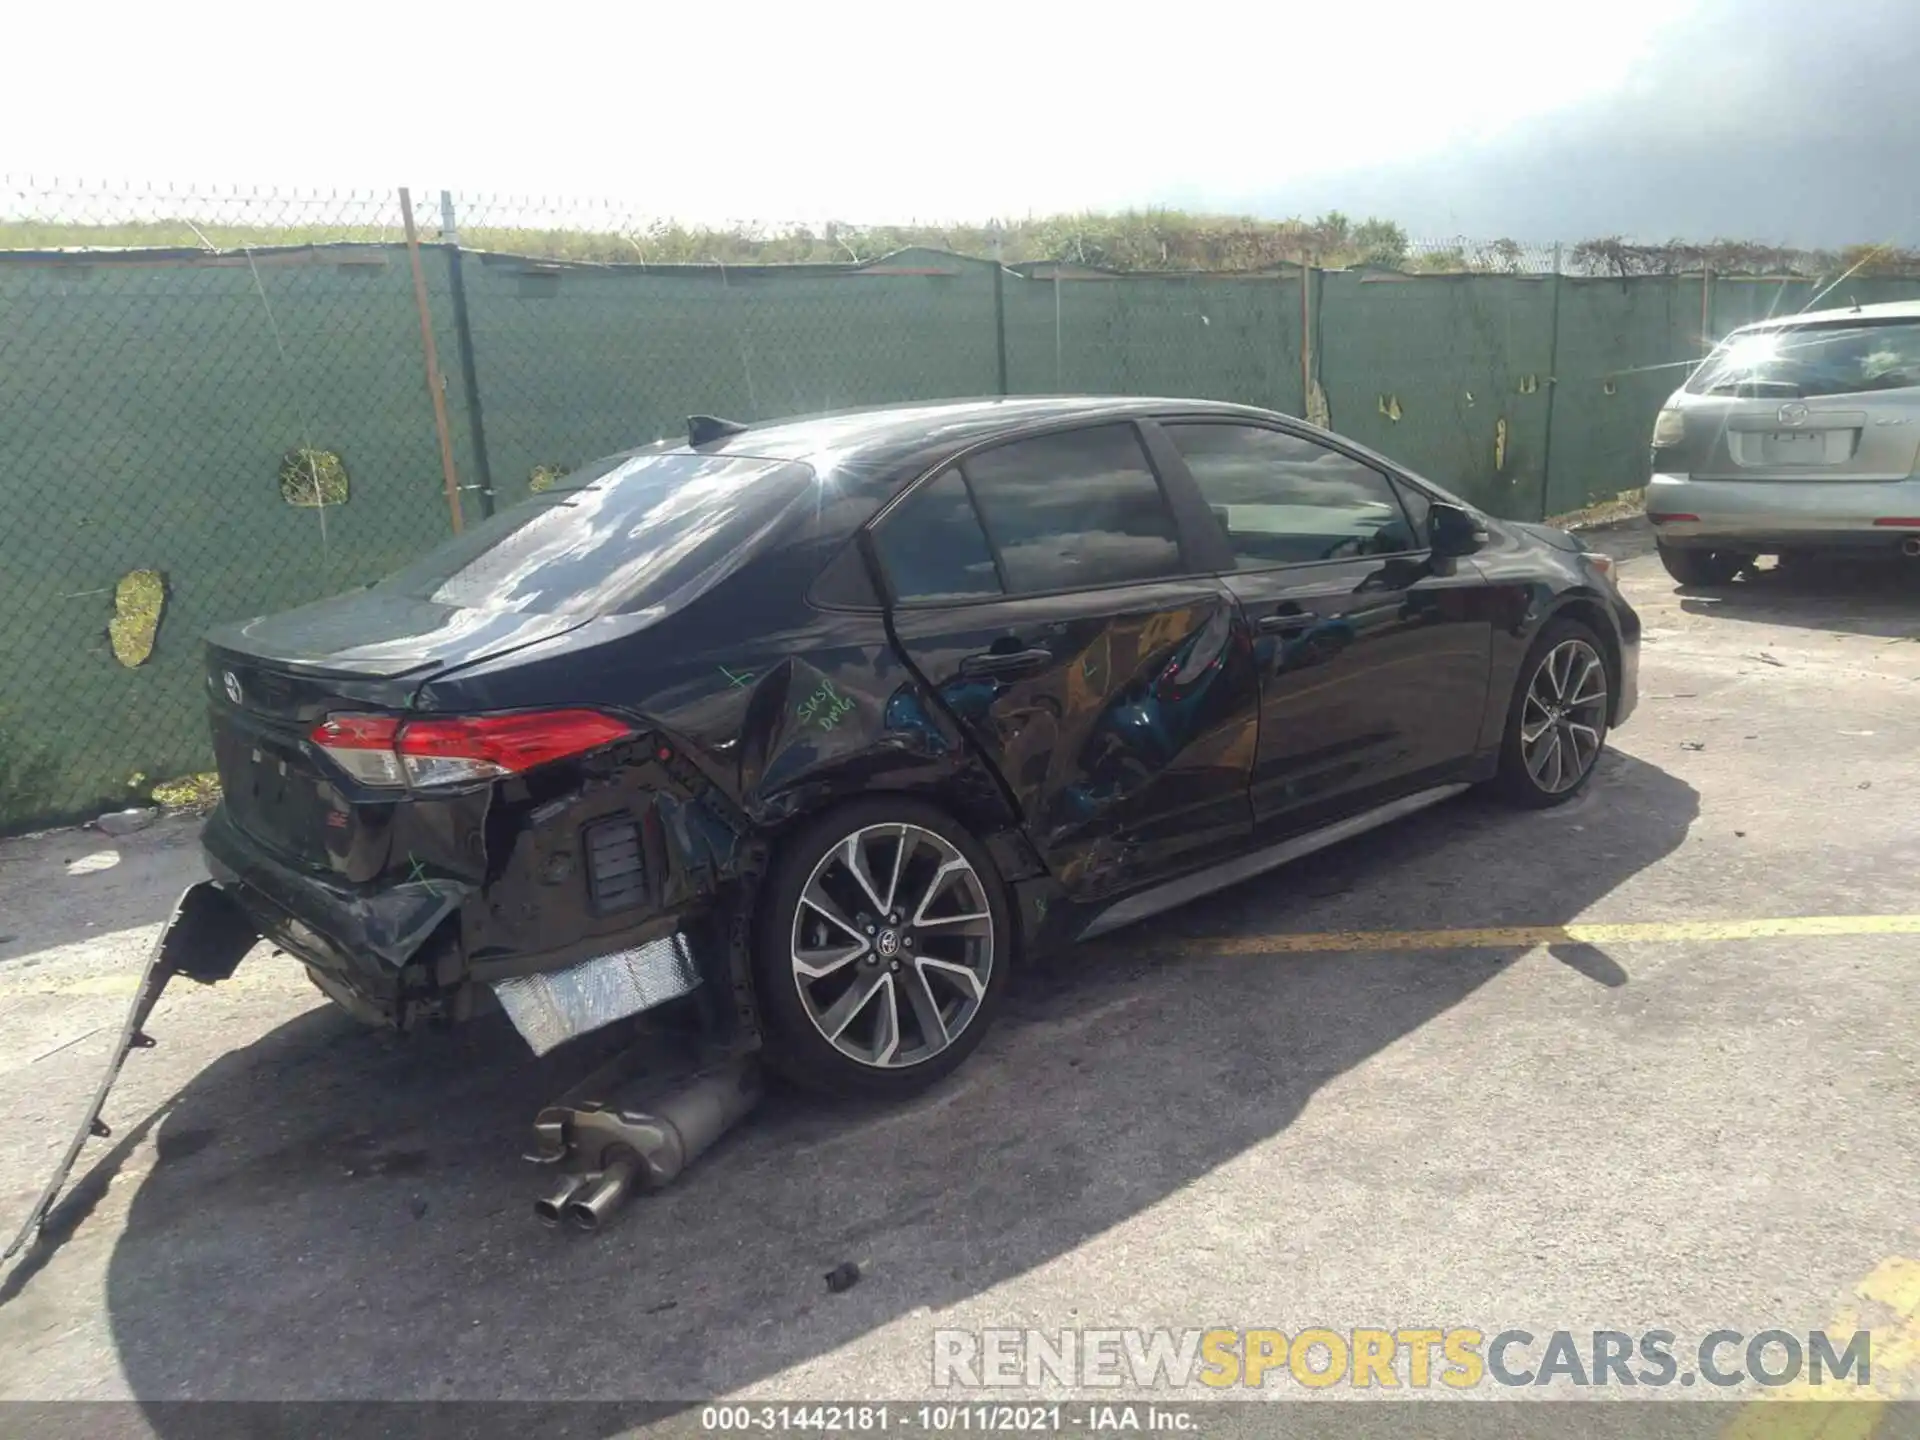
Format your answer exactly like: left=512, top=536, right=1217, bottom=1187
left=311, top=710, right=634, bottom=789
left=1651, top=407, right=1686, bottom=448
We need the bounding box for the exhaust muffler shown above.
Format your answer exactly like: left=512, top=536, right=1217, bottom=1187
left=530, top=1055, right=765, bottom=1234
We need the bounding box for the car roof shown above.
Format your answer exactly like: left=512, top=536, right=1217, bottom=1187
left=653, top=395, right=1282, bottom=490
left=1737, top=298, right=1920, bottom=332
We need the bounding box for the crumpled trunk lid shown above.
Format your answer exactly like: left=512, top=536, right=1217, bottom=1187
left=204, top=591, right=590, bottom=878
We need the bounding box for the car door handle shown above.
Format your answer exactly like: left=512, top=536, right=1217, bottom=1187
left=958, top=647, right=1053, bottom=679
left=1257, top=612, right=1319, bottom=636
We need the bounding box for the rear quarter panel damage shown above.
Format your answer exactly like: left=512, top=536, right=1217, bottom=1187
left=424, top=602, right=1021, bottom=998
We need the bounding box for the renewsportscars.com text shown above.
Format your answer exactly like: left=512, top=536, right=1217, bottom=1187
left=931, top=1328, right=1873, bottom=1392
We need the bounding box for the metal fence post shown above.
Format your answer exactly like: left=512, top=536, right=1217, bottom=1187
left=991, top=226, right=1009, bottom=396
left=398, top=186, right=465, bottom=534
left=1299, top=254, right=1312, bottom=417
left=1537, top=242, right=1565, bottom=521
left=440, top=191, right=497, bottom=518
left=1700, top=264, right=1715, bottom=354
left=1053, top=269, right=1063, bottom=390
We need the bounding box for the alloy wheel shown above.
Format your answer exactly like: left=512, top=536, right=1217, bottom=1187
left=1521, top=638, right=1608, bottom=795
left=788, top=823, right=995, bottom=1070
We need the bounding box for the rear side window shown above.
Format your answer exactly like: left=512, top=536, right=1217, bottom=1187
left=377, top=451, right=811, bottom=616
left=872, top=468, right=1003, bottom=603
left=962, top=425, right=1183, bottom=594
left=1688, top=319, right=1920, bottom=398
left=1166, top=423, right=1418, bottom=567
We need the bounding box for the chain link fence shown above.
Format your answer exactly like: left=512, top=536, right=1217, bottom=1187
left=1402, top=238, right=1564, bottom=274
left=6, top=181, right=1920, bottom=831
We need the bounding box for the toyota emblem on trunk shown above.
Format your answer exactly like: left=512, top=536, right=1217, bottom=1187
left=1777, top=402, right=1809, bottom=426
left=223, top=671, right=243, bottom=705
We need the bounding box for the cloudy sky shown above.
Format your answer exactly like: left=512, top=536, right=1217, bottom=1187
left=6, top=0, right=1912, bottom=243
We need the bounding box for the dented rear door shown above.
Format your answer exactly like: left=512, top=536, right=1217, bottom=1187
left=871, top=429, right=1260, bottom=902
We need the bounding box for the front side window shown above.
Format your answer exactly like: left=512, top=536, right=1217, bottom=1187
left=1390, top=477, right=1433, bottom=546
left=872, top=468, right=1003, bottom=603
left=1687, top=319, right=1920, bottom=398
left=961, top=425, right=1183, bottom=594
left=1166, top=423, right=1418, bottom=567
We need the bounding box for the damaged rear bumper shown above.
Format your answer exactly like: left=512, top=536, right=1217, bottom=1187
left=4, top=880, right=257, bottom=1260
left=199, top=801, right=747, bottom=1048
left=203, top=803, right=468, bottom=1026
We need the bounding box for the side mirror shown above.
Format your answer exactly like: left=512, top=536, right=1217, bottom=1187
left=1429, top=502, right=1489, bottom=559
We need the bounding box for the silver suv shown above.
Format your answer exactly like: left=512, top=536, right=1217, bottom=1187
left=1647, top=299, right=1920, bottom=585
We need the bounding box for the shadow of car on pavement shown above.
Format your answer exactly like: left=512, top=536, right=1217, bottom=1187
left=1676, top=554, right=1920, bottom=640
left=89, top=751, right=1695, bottom=1413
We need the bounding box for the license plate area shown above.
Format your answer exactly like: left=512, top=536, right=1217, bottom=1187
left=1733, top=427, right=1859, bottom=468
left=1761, top=431, right=1829, bottom=462
left=213, top=726, right=335, bottom=867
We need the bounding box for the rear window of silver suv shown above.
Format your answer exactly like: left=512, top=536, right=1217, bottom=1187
left=1688, top=318, right=1920, bottom=399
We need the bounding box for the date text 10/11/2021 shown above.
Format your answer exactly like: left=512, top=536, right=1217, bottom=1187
left=699, top=1405, right=1198, bottom=1432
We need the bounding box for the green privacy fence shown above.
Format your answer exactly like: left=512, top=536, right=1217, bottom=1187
left=1317, top=271, right=1558, bottom=517
left=460, top=249, right=1006, bottom=508
left=1005, top=266, right=1305, bottom=415
left=0, top=244, right=479, bottom=828
left=6, top=234, right=1920, bottom=831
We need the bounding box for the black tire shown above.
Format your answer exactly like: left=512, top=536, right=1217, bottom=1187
left=1493, top=617, right=1614, bottom=809
left=1657, top=543, right=1743, bottom=587
left=752, top=797, right=1012, bottom=1100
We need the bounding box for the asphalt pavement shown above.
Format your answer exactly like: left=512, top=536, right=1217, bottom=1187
left=2, top=523, right=1918, bottom=1418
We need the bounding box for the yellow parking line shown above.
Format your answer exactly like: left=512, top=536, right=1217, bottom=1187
left=1173, top=914, right=1920, bottom=957
left=1858, top=1258, right=1920, bottom=1321
left=1724, top=1256, right=1920, bottom=1436
left=4, top=914, right=1918, bottom=1002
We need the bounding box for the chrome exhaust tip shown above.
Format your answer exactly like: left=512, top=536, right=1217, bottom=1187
left=1901, top=537, right=1920, bottom=558
left=534, top=1175, right=590, bottom=1228
left=565, top=1154, right=641, bottom=1232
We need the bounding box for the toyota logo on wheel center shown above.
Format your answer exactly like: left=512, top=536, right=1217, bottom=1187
left=876, top=929, right=900, bottom=958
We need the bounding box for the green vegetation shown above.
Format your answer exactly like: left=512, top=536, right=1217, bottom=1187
left=151, top=771, right=221, bottom=810
left=0, top=210, right=1415, bottom=271
left=107, top=569, right=166, bottom=669
left=1568, top=237, right=1920, bottom=278
left=279, top=447, right=349, bottom=508
left=1547, top=487, right=1647, bottom=530
left=9, top=206, right=1920, bottom=276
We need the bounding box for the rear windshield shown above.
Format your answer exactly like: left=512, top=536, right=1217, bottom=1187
left=376, top=451, right=813, bottom=616
left=1688, top=318, right=1920, bottom=399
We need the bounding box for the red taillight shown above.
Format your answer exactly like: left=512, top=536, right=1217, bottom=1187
left=309, top=710, right=633, bottom=789
left=311, top=714, right=406, bottom=786
left=313, top=715, right=402, bottom=749
left=398, top=711, right=634, bottom=787
left=1647, top=512, right=1698, bottom=524
left=1873, top=517, right=1920, bottom=528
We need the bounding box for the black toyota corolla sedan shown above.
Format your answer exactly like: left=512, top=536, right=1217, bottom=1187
left=190, top=397, right=1638, bottom=1098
